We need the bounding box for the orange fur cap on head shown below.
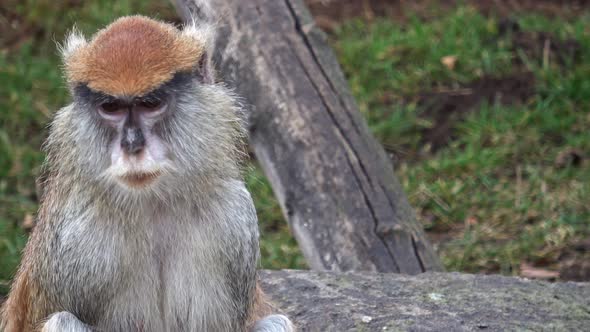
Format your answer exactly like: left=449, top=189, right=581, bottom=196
left=62, top=16, right=209, bottom=97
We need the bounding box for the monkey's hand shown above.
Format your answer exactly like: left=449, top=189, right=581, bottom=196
left=42, top=312, right=92, bottom=332
left=251, top=314, right=295, bottom=332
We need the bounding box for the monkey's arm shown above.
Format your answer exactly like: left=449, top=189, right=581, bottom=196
left=1, top=213, right=96, bottom=332
left=1, top=266, right=33, bottom=332
left=1, top=245, right=49, bottom=332
left=1, top=257, right=92, bottom=332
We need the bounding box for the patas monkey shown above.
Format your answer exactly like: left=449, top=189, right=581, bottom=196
left=0, top=11, right=294, bottom=332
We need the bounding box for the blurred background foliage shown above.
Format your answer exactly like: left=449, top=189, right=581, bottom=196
left=1, top=0, right=589, bottom=294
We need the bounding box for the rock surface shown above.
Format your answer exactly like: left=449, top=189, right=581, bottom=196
left=260, top=270, right=590, bottom=331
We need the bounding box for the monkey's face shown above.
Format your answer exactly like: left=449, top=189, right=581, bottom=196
left=68, top=74, right=243, bottom=194
left=56, top=16, right=244, bottom=195
left=75, top=86, right=171, bottom=189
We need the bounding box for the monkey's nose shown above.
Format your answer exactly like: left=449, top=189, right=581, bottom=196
left=121, top=127, right=146, bottom=155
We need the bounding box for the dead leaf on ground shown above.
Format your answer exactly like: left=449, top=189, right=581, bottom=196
left=465, top=216, right=478, bottom=227
left=441, top=55, right=458, bottom=70
left=22, top=213, right=35, bottom=231
left=520, top=262, right=559, bottom=280
left=377, top=46, right=399, bottom=60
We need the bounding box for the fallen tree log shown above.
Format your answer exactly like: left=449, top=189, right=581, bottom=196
left=260, top=270, right=590, bottom=331
left=175, top=0, right=442, bottom=274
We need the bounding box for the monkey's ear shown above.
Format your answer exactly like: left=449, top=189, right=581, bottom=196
left=182, top=20, right=216, bottom=84
left=59, top=27, right=88, bottom=62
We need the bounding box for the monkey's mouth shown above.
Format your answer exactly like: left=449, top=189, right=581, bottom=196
left=119, top=171, right=162, bottom=188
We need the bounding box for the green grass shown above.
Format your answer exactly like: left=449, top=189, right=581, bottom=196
left=1, top=1, right=589, bottom=295
left=332, top=8, right=590, bottom=274
left=333, top=7, right=515, bottom=148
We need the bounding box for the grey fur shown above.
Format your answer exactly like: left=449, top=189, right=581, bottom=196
left=2, top=8, right=293, bottom=331
left=28, top=82, right=259, bottom=331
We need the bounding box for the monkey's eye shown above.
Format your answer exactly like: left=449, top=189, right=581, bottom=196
left=138, top=99, right=163, bottom=110
left=100, top=101, right=125, bottom=113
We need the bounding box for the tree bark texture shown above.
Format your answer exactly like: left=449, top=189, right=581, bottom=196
left=175, top=0, right=442, bottom=273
